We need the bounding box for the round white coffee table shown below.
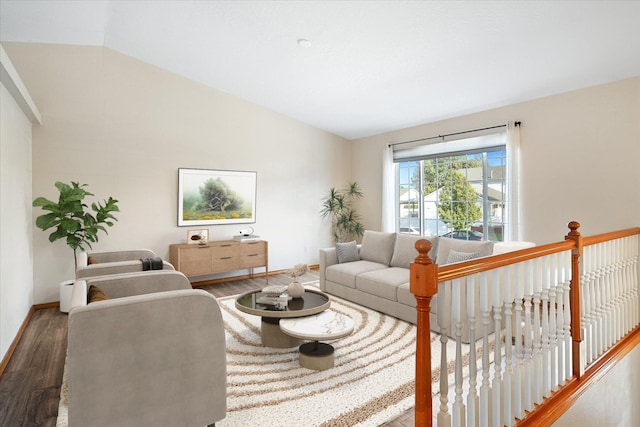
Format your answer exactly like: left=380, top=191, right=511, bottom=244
left=279, top=310, right=354, bottom=370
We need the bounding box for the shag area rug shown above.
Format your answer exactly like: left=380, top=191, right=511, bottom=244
left=57, top=283, right=474, bottom=427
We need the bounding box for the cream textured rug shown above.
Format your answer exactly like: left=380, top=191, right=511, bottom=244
left=56, top=283, right=477, bottom=426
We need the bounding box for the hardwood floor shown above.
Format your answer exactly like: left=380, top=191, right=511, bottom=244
left=0, top=271, right=413, bottom=426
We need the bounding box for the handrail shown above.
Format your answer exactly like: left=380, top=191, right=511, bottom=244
left=410, top=221, right=640, bottom=426
left=582, top=226, right=640, bottom=246
left=437, top=240, right=575, bottom=282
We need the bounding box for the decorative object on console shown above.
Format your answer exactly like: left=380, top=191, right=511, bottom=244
left=186, top=229, right=209, bottom=245
left=286, top=263, right=309, bottom=298
left=233, top=225, right=260, bottom=241
left=320, top=182, right=364, bottom=243
left=178, top=168, right=257, bottom=226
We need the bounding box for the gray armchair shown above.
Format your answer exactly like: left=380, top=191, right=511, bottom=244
left=75, top=248, right=174, bottom=279
left=67, top=271, right=227, bottom=427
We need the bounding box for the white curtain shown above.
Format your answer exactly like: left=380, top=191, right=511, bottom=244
left=505, top=121, right=522, bottom=241
left=381, top=143, right=396, bottom=232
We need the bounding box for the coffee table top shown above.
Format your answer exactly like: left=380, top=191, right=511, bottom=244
left=279, top=310, right=354, bottom=341
left=235, top=287, right=330, bottom=319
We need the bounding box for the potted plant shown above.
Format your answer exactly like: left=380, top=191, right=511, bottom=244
left=320, top=182, right=364, bottom=243
left=32, top=181, right=119, bottom=312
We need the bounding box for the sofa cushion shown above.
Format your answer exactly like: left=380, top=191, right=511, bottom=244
left=335, top=241, right=360, bottom=263
left=436, top=237, right=494, bottom=265
left=447, top=249, right=480, bottom=263
left=397, top=283, right=416, bottom=307
left=390, top=234, right=438, bottom=268
left=356, top=267, right=409, bottom=301
left=359, top=230, right=396, bottom=265
left=325, top=260, right=388, bottom=289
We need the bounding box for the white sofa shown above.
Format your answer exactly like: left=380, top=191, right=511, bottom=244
left=319, top=230, right=533, bottom=343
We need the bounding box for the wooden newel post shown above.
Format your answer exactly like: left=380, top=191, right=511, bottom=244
left=565, top=221, right=585, bottom=378
left=410, top=239, right=438, bottom=426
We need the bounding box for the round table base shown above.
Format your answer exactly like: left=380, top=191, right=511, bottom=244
left=298, top=341, right=335, bottom=371
left=261, top=318, right=302, bottom=348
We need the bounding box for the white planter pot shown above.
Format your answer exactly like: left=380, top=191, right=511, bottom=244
left=59, top=279, right=75, bottom=313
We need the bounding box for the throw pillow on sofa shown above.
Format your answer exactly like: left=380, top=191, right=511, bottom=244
left=359, top=230, right=396, bottom=265
left=390, top=234, right=438, bottom=268
left=447, top=249, right=480, bottom=263
left=335, top=241, right=360, bottom=263
left=436, top=237, right=494, bottom=265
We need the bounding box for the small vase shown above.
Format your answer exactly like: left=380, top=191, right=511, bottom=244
left=287, top=280, right=305, bottom=298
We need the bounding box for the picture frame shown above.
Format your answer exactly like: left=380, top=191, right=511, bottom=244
left=186, top=229, right=209, bottom=245
left=178, top=168, right=257, bottom=226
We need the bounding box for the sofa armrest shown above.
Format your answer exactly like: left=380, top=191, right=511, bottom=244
left=76, top=248, right=158, bottom=269
left=76, top=259, right=174, bottom=279
left=69, top=280, right=88, bottom=311
left=84, top=270, right=191, bottom=299
left=67, top=290, right=226, bottom=426
left=319, top=247, right=338, bottom=291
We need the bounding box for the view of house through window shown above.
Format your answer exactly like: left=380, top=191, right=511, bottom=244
left=397, top=147, right=506, bottom=241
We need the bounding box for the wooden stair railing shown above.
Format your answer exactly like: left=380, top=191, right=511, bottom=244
left=410, top=222, right=640, bottom=427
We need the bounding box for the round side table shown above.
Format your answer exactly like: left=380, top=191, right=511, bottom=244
left=279, top=310, right=354, bottom=370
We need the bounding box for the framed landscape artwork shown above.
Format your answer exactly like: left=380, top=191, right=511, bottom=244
left=178, top=168, right=257, bottom=226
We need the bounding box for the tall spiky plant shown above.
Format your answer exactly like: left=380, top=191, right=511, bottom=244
left=33, top=181, right=120, bottom=268
left=320, top=182, right=364, bottom=243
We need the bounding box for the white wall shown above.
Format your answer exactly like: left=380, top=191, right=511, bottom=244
left=0, top=81, right=34, bottom=359
left=553, top=345, right=640, bottom=426
left=3, top=43, right=352, bottom=304
left=352, top=77, right=640, bottom=244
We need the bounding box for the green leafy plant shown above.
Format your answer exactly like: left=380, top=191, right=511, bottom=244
left=320, top=182, right=364, bottom=243
left=32, top=181, right=120, bottom=267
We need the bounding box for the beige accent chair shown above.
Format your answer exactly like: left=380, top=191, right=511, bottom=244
left=67, top=270, right=226, bottom=427
left=75, top=248, right=174, bottom=279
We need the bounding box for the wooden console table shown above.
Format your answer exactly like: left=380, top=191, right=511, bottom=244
left=169, top=240, right=268, bottom=282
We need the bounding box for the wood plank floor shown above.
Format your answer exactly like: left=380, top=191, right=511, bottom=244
left=0, top=271, right=413, bottom=426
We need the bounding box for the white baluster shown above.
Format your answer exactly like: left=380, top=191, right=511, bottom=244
left=532, top=258, right=543, bottom=404
left=549, top=254, right=559, bottom=390
left=603, top=241, right=613, bottom=350
left=466, top=275, right=479, bottom=427
left=491, top=269, right=503, bottom=427
left=452, top=278, right=466, bottom=427
left=438, top=280, right=452, bottom=427
left=513, top=262, right=524, bottom=420
left=522, top=260, right=534, bottom=412
left=549, top=284, right=558, bottom=391
left=555, top=275, right=564, bottom=385
left=541, top=286, right=550, bottom=397
left=479, top=272, right=492, bottom=427
left=502, top=265, right=514, bottom=427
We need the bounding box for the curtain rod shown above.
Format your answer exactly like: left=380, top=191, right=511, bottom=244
left=388, top=121, right=521, bottom=148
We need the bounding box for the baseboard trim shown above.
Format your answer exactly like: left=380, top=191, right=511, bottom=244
left=516, top=325, right=640, bottom=426
left=0, top=305, right=36, bottom=377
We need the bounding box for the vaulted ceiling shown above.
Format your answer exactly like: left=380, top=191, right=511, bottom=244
left=1, top=1, right=639, bottom=140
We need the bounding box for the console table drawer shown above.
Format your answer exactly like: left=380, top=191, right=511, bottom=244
left=240, top=241, right=267, bottom=256
left=240, top=253, right=267, bottom=269
left=211, top=243, right=240, bottom=258
left=170, top=240, right=268, bottom=281
left=210, top=256, right=241, bottom=273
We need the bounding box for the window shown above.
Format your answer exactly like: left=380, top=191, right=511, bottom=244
left=394, top=129, right=511, bottom=242
left=397, top=149, right=506, bottom=241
